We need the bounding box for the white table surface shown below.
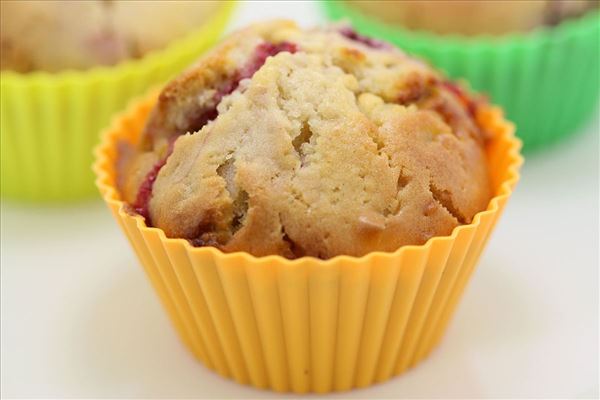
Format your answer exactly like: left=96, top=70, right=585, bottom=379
left=1, top=1, right=598, bottom=398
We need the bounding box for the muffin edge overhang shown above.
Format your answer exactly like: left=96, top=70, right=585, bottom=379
left=93, top=89, right=524, bottom=266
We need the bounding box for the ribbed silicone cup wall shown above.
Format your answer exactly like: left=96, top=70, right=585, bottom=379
left=0, top=2, right=235, bottom=202
left=321, top=1, right=600, bottom=152
left=94, top=93, right=522, bottom=393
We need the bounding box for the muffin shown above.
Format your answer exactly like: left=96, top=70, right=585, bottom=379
left=96, top=21, right=522, bottom=393
left=118, top=20, right=492, bottom=259
left=0, top=0, right=220, bottom=72
left=346, top=0, right=598, bottom=35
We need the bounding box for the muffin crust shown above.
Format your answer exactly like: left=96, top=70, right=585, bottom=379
left=119, top=21, right=492, bottom=259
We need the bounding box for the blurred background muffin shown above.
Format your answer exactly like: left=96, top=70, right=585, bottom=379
left=346, top=0, right=597, bottom=36
left=0, top=0, right=220, bottom=73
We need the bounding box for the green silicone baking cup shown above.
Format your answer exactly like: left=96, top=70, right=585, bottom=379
left=321, top=1, right=599, bottom=152
left=0, top=2, right=235, bottom=202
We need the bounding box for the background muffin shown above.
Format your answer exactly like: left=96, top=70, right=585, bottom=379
left=119, top=20, right=492, bottom=259
left=0, top=0, right=220, bottom=72
left=346, top=0, right=598, bottom=36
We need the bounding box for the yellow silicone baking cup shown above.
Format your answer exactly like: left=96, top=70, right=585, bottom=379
left=0, top=2, right=235, bottom=202
left=94, top=92, right=523, bottom=393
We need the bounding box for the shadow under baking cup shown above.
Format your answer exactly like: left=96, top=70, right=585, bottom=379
left=0, top=1, right=236, bottom=202
left=94, top=92, right=523, bottom=393
left=321, top=1, right=600, bottom=153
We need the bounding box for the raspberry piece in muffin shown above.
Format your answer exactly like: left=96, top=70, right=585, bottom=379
left=338, top=26, right=391, bottom=49
left=192, top=41, right=298, bottom=137
left=119, top=20, right=492, bottom=259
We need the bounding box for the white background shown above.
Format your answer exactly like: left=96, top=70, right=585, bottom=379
left=1, top=1, right=598, bottom=398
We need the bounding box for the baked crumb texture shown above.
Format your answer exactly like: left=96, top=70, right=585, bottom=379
left=119, top=20, right=492, bottom=259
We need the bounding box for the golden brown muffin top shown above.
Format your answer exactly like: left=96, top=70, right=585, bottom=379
left=119, top=20, right=492, bottom=259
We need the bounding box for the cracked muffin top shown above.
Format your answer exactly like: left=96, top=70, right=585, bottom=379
left=0, top=0, right=220, bottom=73
left=118, top=20, right=492, bottom=259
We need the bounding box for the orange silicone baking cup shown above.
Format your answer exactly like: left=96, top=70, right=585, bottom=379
left=94, top=92, right=523, bottom=393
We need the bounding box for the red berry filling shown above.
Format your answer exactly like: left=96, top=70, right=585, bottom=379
left=184, top=41, right=298, bottom=138
left=186, top=107, right=220, bottom=137
left=134, top=41, right=298, bottom=224
left=442, top=81, right=479, bottom=119
left=339, top=27, right=391, bottom=50
left=238, top=41, right=298, bottom=81
left=133, top=158, right=167, bottom=223
left=133, top=138, right=176, bottom=224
